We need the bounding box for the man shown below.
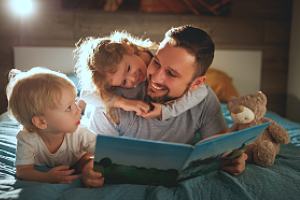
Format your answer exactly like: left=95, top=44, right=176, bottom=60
left=82, top=25, right=247, bottom=187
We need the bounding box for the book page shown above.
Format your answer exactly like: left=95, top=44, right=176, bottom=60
left=182, top=122, right=270, bottom=169
left=94, top=135, right=193, bottom=171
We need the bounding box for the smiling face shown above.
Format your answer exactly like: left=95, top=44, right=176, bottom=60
left=146, top=44, right=200, bottom=102
left=107, top=54, right=147, bottom=88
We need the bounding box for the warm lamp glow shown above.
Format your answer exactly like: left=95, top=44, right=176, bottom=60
left=10, top=0, right=34, bottom=17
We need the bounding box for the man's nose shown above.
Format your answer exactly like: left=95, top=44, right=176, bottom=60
left=151, top=67, right=165, bottom=84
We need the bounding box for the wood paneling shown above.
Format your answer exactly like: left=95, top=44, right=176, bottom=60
left=16, top=12, right=75, bottom=45
left=0, top=40, right=14, bottom=113
left=0, top=0, right=292, bottom=116
left=230, top=0, right=292, bottom=20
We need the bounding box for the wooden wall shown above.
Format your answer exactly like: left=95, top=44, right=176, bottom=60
left=0, top=0, right=292, bottom=115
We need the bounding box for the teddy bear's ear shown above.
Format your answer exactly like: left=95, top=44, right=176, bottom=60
left=228, top=96, right=237, bottom=101
left=227, top=97, right=238, bottom=110
left=257, top=91, right=267, bottom=105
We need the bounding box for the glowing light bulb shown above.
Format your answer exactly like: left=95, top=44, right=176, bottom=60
left=10, top=0, right=34, bottom=17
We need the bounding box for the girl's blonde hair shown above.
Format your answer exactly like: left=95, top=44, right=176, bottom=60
left=74, top=31, right=156, bottom=123
left=6, top=67, right=76, bottom=132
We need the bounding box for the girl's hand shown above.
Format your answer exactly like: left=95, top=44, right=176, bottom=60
left=114, top=97, right=150, bottom=115
left=140, top=103, right=162, bottom=119
left=47, top=165, right=80, bottom=183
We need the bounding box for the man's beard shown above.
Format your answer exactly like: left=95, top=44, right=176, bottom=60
left=146, top=81, right=190, bottom=104
left=145, top=82, right=170, bottom=103
left=148, top=94, right=175, bottom=104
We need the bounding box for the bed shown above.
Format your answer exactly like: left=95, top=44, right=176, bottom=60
left=1, top=47, right=299, bottom=199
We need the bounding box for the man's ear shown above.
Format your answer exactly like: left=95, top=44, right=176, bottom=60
left=189, top=75, right=206, bottom=90
left=32, top=116, right=48, bottom=130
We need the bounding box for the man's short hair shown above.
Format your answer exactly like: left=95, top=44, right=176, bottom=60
left=6, top=67, right=76, bottom=132
left=161, top=25, right=215, bottom=77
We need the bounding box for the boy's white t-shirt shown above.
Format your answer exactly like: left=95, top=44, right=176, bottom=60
left=15, top=126, right=96, bottom=167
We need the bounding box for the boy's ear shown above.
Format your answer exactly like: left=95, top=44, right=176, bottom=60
left=189, top=75, right=206, bottom=90
left=32, top=116, right=48, bottom=130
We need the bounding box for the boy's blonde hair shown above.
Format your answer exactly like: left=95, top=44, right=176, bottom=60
left=74, top=31, right=156, bottom=123
left=6, top=67, right=76, bottom=132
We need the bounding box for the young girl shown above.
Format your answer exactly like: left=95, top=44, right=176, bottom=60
left=6, top=67, right=99, bottom=184
left=74, top=31, right=208, bottom=123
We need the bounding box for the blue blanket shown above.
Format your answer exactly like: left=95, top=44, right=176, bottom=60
left=1, top=107, right=300, bottom=200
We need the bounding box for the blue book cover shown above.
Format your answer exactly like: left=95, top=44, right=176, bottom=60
left=94, top=122, right=270, bottom=173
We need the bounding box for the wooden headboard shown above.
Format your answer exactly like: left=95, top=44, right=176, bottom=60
left=14, top=47, right=262, bottom=95
left=212, top=50, right=262, bottom=95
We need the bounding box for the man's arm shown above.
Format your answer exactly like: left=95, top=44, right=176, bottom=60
left=198, top=107, right=228, bottom=139
left=195, top=88, right=247, bottom=175
left=194, top=107, right=247, bottom=176
left=193, top=86, right=228, bottom=140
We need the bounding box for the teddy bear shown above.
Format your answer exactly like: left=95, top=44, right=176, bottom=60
left=227, top=91, right=290, bottom=167
left=206, top=68, right=239, bottom=103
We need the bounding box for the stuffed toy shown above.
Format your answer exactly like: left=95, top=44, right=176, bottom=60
left=206, top=68, right=239, bottom=103
left=227, top=91, right=290, bottom=167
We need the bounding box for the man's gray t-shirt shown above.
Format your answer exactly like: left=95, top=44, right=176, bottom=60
left=88, top=83, right=227, bottom=144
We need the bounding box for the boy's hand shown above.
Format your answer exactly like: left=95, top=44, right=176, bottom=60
left=47, top=165, right=80, bottom=183
left=140, top=103, right=162, bottom=119
left=72, top=152, right=93, bottom=174
left=82, top=158, right=105, bottom=187
left=221, top=152, right=248, bottom=175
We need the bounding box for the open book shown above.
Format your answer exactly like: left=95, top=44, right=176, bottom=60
left=94, top=122, right=269, bottom=185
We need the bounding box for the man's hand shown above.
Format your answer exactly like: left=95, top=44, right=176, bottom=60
left=221, top=152, right=248, bottom=176
left=81, top=158, right=105, bottom=187
left=47, top=165, right=80, bottom=184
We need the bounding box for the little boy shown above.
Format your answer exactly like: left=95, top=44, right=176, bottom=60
left=6, top=67, right=98, bottom=184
